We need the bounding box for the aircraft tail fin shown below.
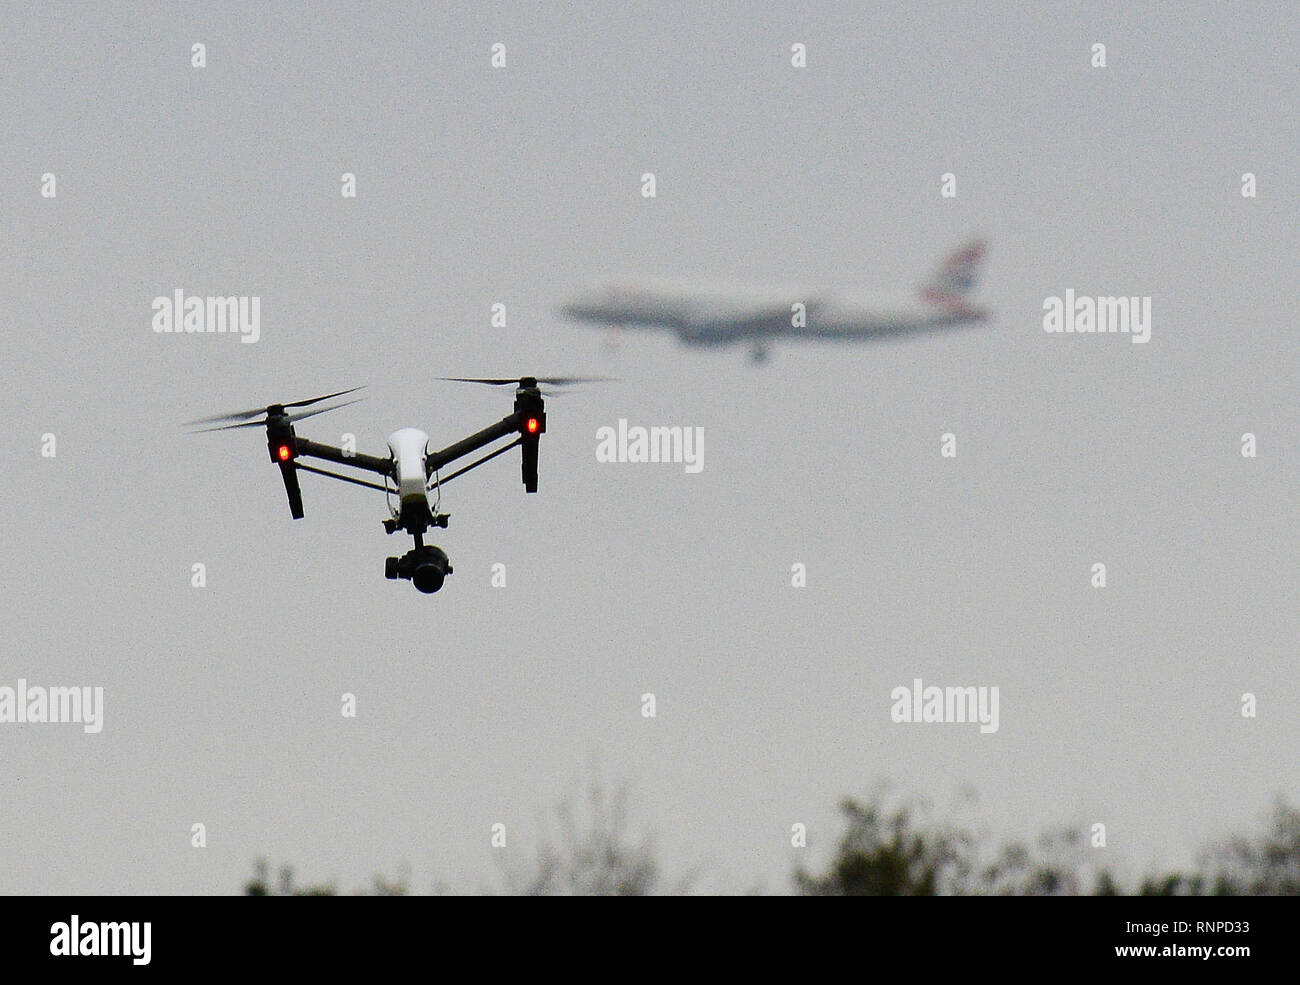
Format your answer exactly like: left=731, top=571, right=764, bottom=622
left=918, top=238, right=986, bottom=308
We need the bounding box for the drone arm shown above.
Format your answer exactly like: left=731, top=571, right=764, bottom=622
left=425, top=415, right=520, bottom=477
left=436, top=437, right=522, bottom=487
left=293, top=461, right=393, bottom=493
left=294, top=438, right=394, bottom=477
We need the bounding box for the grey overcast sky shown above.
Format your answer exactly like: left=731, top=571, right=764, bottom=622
left=2, top=1, right=1297, bottom=894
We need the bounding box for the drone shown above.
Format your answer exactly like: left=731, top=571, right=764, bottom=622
left=185, top=377, right=607, bottom=593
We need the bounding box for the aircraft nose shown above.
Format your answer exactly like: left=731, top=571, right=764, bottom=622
left=558, top=294, right=594, bottom=321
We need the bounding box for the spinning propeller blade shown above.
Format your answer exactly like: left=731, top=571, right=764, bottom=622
left=438, top=376, right=616, bottom=387
left=282, top=386, right=365, bottom=409
left=284, top=397, right=366, bottom=424
left=183, top=387, right=365, bottom=427
left=189, top=419, right=269, bottom=433
left=185, top=393, right=365, bottom=432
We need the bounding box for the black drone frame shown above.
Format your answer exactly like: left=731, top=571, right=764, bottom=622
left=266, top=380, right=546, bottom=537
left=187, top=376, right=613, bottom=592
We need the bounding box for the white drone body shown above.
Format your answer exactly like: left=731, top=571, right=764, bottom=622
left=387, top=427, right=434, bottom=517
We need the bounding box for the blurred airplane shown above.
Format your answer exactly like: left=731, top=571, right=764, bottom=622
left=559, top=238, right=989, bottom=362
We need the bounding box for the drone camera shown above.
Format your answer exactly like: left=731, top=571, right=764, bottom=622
left=413, top=556, right=449, bottom=594
left=385, top=545, right=453, bottom=593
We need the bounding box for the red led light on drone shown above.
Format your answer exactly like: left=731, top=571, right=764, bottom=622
left=526, top=418, right=539, bottom=434
left=277, top=444, right=292, bottom=461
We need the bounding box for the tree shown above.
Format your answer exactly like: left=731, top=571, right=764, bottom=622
left=1139, top=798, right=1300, bottom=896
left=243, top=858, right=407, bottom=896
left=244, top=789, right=1300, bottom=895
left=798, top=796, right=1300, bottom=896
left=500, top=780, right=671, bottom=896
left=795, top=800, right=966, bottom=896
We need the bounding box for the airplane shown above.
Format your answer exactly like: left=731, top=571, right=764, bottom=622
left=184, top=377, right=607, bottom=594
left=558, top=238, right=989, bottom=362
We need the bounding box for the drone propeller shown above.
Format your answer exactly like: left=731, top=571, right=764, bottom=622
left=185, top=395, right=365, bottom=432
left=438, top=376, right=616, bottom=387
left=182, top=387, right=366, bottom=427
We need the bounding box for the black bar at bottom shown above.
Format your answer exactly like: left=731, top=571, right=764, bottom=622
left=4, top=896, right=1280, bottom=974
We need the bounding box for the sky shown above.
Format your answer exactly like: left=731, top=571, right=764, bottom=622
left=2, top=1, right=1297, bottom=894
